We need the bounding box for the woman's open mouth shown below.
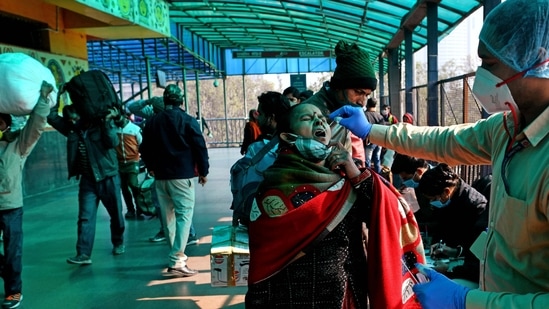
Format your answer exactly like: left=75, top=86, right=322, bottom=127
left=314, top=129, right=326, bottom=137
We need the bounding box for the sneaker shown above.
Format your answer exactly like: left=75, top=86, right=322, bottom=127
left=149, top=231, right=166, bottom=243
left=187, top=235, right=199, bottom=246
left=67, top=254, right=92, bottom=265
left=167, top=265, right=197, bottom=277
left=125, top=211, right=136, bottom=219
left=2, top=293, right=22, bottom=309
left=113, top=244, right=126, bottom=255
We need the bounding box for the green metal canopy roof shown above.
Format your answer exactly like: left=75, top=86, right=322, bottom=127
left=170, top=0, right=480, bottom=53
left=88, top=0, right=484, bottom=85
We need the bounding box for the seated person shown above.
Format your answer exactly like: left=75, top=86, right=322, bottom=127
left=391, top=153, right=437, bottom=234
left=246, top=103, right=425, bottom=308
left=418, top=163, right=488, bottom=284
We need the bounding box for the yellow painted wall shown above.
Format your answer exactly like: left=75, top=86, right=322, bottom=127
left=0, top=0, right=88, bottom=60
left=49, top=30, right=88, bottom=59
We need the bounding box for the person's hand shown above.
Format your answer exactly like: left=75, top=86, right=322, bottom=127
left=40, top=81, right=54, bottom=100
left=198, top=176, right=208, bottom=186
left=327, top=142, right=361, bottom=179
left=104, top=106, right=120, bottom=121
left=433, top=260, right=450, bottom=274
left=329, top=106, right=372, bottom=139
left=412, top=264, right=470, bottom=309
left=430, top=243, right=458, bottom=259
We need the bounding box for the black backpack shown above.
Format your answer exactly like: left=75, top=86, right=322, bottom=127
left=61, top=70, right=121, bottom=120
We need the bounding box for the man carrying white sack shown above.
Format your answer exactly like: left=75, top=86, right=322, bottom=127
left=0, top=81, right=54, bottom=309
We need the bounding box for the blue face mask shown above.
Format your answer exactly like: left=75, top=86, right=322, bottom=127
left=286, top=133, right=332, bottom=162
left=401, top=175, right=419, bottom=188
left=430, top=198, right=451, bottom=208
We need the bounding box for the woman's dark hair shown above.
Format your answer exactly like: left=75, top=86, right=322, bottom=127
left=275, top=103, right=305, bottom=135
left=391, top=153, right=428, bottom=175
left=300, top=90, right=314, bottom=101
left=282, top=86, right=300, bottom=98
left=257, top=91, right=291, bottom=124
left=418, top=163, right=459, bottom=197
left=0, top=113, right=12, bottom=128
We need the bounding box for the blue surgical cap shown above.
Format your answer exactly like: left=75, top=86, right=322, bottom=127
left=479, top=0, right=549, bottom=78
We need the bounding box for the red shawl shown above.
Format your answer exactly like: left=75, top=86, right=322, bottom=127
left=368, top=173, right=425, bottom=309
left=248, top=178, right=354, bottom=283
left=249, top=153, right=425, bottom=308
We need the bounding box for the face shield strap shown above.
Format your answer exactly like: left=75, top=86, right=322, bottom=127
left=503, top=102, right=520, bottom=152
left=496, top=58, right=549, bottom=87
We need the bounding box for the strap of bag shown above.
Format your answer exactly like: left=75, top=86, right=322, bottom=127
left=250, top=135, right=279, bottom=166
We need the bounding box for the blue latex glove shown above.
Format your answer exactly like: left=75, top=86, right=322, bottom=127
left=412, top=264, right=471, bottom=309
left=329, top=105, right=372, bottom=139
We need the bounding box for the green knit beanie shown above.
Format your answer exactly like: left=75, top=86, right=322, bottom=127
left=163, top=84, right=184, bottom=106
left=330, top=40, right=377, bottom=91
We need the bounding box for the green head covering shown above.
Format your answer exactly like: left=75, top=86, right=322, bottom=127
left=163, top=84, right=184, bottom=106
left=330, top=40, right=377, bottom=91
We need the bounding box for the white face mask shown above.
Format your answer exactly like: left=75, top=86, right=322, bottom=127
left=472, top=67, right=519, bottom=114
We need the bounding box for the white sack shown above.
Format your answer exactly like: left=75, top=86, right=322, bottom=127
left=0, top=53, right=58, bottom=115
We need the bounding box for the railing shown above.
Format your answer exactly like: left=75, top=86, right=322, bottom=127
left=205, top=118, right=248, bottom=148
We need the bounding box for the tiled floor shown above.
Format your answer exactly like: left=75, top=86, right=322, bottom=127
left=18, top=148, right=246, bottom=309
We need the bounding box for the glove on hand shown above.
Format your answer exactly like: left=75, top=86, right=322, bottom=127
left=329, top=105, right=372, bottom=139
left=412, top=264, right=470, bottom=309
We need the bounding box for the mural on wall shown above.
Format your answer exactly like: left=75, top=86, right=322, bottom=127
left=78, top=0, right=170, bottom=36
left=0, top=43, right=88, bottom=123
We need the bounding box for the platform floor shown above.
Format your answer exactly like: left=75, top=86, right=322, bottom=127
left=18, top=147, right=246, bottom=309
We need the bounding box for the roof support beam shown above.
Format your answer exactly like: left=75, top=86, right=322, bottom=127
left=385, top=0, right=441, bottom=50
left=427, top=1, right=439, bottom=126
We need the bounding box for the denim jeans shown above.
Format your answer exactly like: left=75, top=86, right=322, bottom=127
left=365, top=143, right=382, bottom=174
left=0, top=207, right=23, bottom=295
left=119, top=162, right=140, bottom=213
left=77, top=175, right=125, bottom=257
left=155, top=178, right=195, bottom=268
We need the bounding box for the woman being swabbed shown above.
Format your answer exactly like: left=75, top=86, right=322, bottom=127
left=245, top=103, right=426, bottom=308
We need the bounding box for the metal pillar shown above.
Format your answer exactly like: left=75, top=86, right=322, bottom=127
left=387, top=48, right=401, bottom=112
left=242, top=75, right=247, bottom=116
left=427, top=2, right=439, bottom=126
left=145, top=57, right=152, bottom=99
left=223, top=78, right=229, bottom=147
left=183, top=67, right=189, bottom=112
left=195, top=72, right=201, bottom=130
left=378, top=56, right=385, bottom=105
left=405, top=28, right=414, bottom=117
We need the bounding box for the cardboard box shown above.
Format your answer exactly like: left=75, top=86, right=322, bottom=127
left=210, top=226, right=250, bottom=287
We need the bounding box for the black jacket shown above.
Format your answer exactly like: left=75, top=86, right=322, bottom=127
left=47, top=112, right=119, bottom=182
left=140, top=106, right=209, bottom=180
left=430, top=179, right=488, bottom=282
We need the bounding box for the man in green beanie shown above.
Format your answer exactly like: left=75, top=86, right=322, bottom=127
left=303, top=40, right=377, bottom=167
